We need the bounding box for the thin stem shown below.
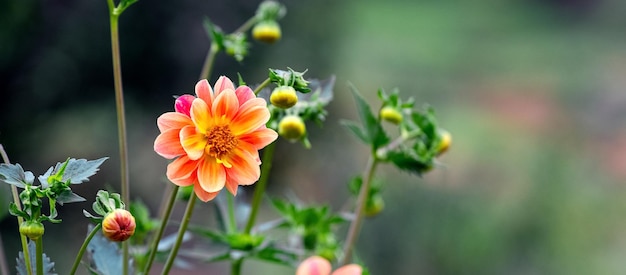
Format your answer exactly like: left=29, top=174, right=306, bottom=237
left=234, top=16, right=259, bottom=34
left=253, top=78, right=271, bottom=95
left=69, top=223, right=102, bottom=275
left=35, top=239, right=43, bottom=275
left=161, top=193, right=197, bottom=275
left=226, top=193, right=237, bottom=233
left=0, top=233, right=9, bottom=275
left=341, top=156, right=379, bottom=265
left=108, top=11, right=131, bottom=275
left=231, top=259, right=243, bottom=275
left=0, top=144, right=32, bottom=275
left=143, top=185, right=179, bottom=274
left=199, top=43, right=219, bottom=81
left=243, top=142, right=276, bottom=234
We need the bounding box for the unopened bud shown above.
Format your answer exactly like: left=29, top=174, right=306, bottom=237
left=437, top=130, right=451, bottom=155
left=379, top=106, right=403, bottom=124
left=278, top=115, right=306, bottom=140
left=270, top=86, right=298, bottom=109
left=252, top=20, right=282, bottom=44
left=19, top=221, right=44, bottom=240
left=102, top=209, right=136, bottom=242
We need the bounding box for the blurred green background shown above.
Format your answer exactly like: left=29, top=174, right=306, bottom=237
left=2, top=0, right=626, bottom=274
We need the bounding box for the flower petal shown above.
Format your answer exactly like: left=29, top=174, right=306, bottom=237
left=222, top=142, right=261, bottom=186
left=238, top=126, right=278, bottom=150
left=194, top=184, right=219, bottom=202
left=175, top=94, right=195, bottom=116
left=214, top=76, right=235, bottom=96
left=231, top=98, right=271, bottom=135
left=191, top=98, right=212, bottom=134
left=212, top=89, right=239, bottom=120
left=332, top=265, right=363, bottom=275
left=235, top=86, right=255, bottom=104
left=166, top=155, right=198, bottom=186
left=197, top=157, right=226, bottom=193
left=195, top=79, right=214, bottom=107
left=157, top=112, right=192, bottom=132
left=296, top=256, right=332, bottom=275
left=225, top=175, right=239, bottom=196
left=180, top=125, right=207, bottom=160
left=154, top=129, right=186, bottom=159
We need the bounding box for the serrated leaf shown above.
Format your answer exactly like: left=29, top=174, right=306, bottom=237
left=0, top=163, right=33, bottom=188
left=38, top=158, right=107, bottom=186
left=16, top=241, right=57, bottom=275
left=56, top=189, right=86, bottom=205
left=347, top=83, right=389, bottom=150
left=340, top=120, right=369, bottom=144
left=87, top=224, right=134, bottom=275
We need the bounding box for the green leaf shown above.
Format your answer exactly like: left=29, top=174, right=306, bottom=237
left=86, top=224, right=134, bottom=275
left=252, top=244, right=297, bottom=266
left=203, top=17, right=225, bottom=50
left=9, top=202, right=29, bottom=220
left=17, top=241, right=57, bottom=275
left=56, top=189, right=86, bottom=205
left=387, top=150, right=433, bottom=175
left=38, top=157, right=108, bottom=186
left=340, top=120, right=369, bottom=144
left=347, top=83, right=389, bottom=150
left=83, top=210, right=102, bottom=223
left=0, top=163, right=33, bottom=187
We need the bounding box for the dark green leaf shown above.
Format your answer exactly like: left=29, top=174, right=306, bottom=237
left=9, top=202, right=29, bottom=219
left=203, top=17, right=225, bottom=50
left=17, top=241, right=57, bottom=275
left=347, top=83, right=389, bottom=150
left=56, top=189, right=86, bottom=205
left=387, top=150, right=433, bottom=175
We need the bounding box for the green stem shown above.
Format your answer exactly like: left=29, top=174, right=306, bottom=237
left=253, top=78, right=271, bottom=95
left=0, top=144, right=32, bottom=275
left=234, top=16, right=259, bottom=34
left=341, top=156, right=379, bottom=266
left=161, top=193, right=197, bottom=275
left=35, top=239, right=43, bottom=275
left=107, top=7, right=130, bottom=275
left=243, top=142, right=276, bottom=234
left=143, top=185, right=179, bottom=274
left=69, top=223, right=101, bottom=275
left=226, top=193, right=237, bottom=233
left=199, top=43, right=219, bottom=81
left=231, top=259, right=243, bottom=275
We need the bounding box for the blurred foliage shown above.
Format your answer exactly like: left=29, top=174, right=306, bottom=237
left=2, top=0, right=626, bottom=274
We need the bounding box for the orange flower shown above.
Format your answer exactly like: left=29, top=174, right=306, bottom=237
left=154, top=76, right=278, bottom=202
left=296, top=256, right=362, bottom=275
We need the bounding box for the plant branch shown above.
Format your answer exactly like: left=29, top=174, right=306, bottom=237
left=161, top=193, right=197, bottom=275
left=226, top=193, right=237, bottom=233
left=69, top=223, right=102, bottom=275
left=143, top=185, right=179, bottom=274
left=35, top=239, right=43, bottom=275
left=243, top=142, right=276, bottom=234
left=0, top=144, right=32, bottom=275
left=341, top=156, right=379, bottom=265
left=199, top=43, right=219, bottom=81
left=253, top=78, right=271, bottom=95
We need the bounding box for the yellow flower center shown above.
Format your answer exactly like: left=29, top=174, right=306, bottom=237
left=205, top=125, right=238, bottom=166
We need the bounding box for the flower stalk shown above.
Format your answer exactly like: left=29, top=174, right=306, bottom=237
left=161, top=193, right=197, bottom=275
left=341, top=156, right=379, bottom=266
left=143, top=186, right=179, bottom=274
left=69, top=223, right=102, bottom=275
left=0, top=144, right=32, bottom=275
left=243, top=142, right=276, bottom=234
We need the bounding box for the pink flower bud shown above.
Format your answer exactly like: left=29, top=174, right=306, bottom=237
left=102, top=209, right=136, bottom=242
left=175, top=94, right=195, bottom=116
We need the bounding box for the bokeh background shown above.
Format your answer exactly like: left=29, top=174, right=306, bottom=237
left=2, top=0, right=626, bottom=274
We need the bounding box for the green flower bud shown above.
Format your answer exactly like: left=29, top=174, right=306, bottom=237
left=364, top=195, right=385, bottom=217
left=20, top=221, right=45, bottom=240
left=278, top=115, right=306, bottom=140
left=252, top=20, right=281, bottom=44
left=379, top=106, right=403, bottom=124
left=270, top=86, right=298, bottom=109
